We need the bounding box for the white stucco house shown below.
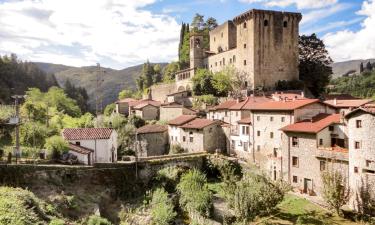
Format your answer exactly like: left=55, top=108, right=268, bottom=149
left=62, top=128, right=118, bottom=165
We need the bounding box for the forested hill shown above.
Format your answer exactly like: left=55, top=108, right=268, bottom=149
left=0, top=54, right=58, bottom=104
left=34, top=62, right=167, bottom=110
left=331, top=59, right=375, bottom=78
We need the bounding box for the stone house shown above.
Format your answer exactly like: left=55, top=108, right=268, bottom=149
left=160, top=103, right=196, bottom=122
left=345, top=107, right=375, bottom=210
left=135, top=124, right=168, bottom=157
left=178, top=118, right=226, bottom=153
left=207, top=99, right=238, bottom=124
left=230, top=117, right=252, bottom=159
left=168, top=115, right=197, bottom=146
left=324, top=99, right=374, bottom=114
left=115, top=98, right=136, bottom=116
left=128, top=99, right=161, bottom=120
left=62, top=128, right=118, bottom=165
left=166, top=90, right=193, bottom=106
left=280, top=113, right=349, bottom=196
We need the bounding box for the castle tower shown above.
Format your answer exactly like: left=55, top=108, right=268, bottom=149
left=189, top=33, right=204, bottom=69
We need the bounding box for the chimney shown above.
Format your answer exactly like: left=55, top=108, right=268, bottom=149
left=301, top=91, right=305, bottom=98
left=333, top=98, right=337, bottom=106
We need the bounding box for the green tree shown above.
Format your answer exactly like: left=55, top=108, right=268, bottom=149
left=104, top=103, right=115, bottom=116
left=178, top=23, right=190, bottom=69
left=177, top=169, right=212, bottom=217
left=86, top=215, right=112, bottom=225
left=360, top=62, right=364, bottom=74
left=366, top=61, right=373, bottom=72
left=150, top=188, right=177, bottom=225
left=299, top=34, right=333, bottom=97
left=118, top=89, right=134, bottom=100
left=163, top=62, right=180, bottom=83
left=20, top=121, right=49, bottom=148
left=192, top=69, right=215, bottom=95
left=212, top=68, right=233, bottom=97
left=44, top=135, right=68, bottom=160
left=191, top=13, right=205, bottom=31
left=153, top=64, right=162, bottom=83
left=321, top=166, right=351, bottom=215
left=64, top=79, right=89, bottom=113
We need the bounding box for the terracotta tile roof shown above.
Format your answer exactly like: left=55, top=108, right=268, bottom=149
left=323, top=94, right=359, bottom=100
left=129, top=99, right=161, bottom=107
left=324, top=99, right=373, bottom=108
left=247, top=99, right=321, bottom=111
left=137, top=124, right=167, bottom=134
left=116, top=98, right=136, bottom=103
left=63, top=128, right=113, bottom=140
left=161, top=102, right=183, bottom=108
left=133, top=102, right=159, bottom=109
left=168, top=115, right=197, bottom=126
left=345, top=106, right=375, bottom=118
left=210, top=100, right=238, bottom=111
left=318, top=146, right=348, bottom=154
left=271, top=91, right=304, bottom=101
left=179, top=118, right=217, bottom=129
left=280, top=113, right=341, bottom=134
left=237, top=117, right=251, bottom=124
left=68, top=143, right=94, bottom=154
left=166, top=90, right=190, bottom=96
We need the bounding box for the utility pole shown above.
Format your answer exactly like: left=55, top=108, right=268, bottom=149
left=11, top=95, right=24, bottom=164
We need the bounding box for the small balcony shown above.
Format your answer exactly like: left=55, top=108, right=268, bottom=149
left=316, top=146, right=349, bottom=161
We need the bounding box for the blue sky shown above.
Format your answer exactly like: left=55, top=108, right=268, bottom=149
left=0, top=0, right=374, bottom=69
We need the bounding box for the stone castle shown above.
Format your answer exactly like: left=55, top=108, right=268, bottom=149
left=151, top=9, right=302, bottom=102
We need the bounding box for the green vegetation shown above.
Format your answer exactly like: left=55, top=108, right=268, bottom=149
left=104, top=103, right=115, bottom=116
left=177, top=169, right=213, bottom=217
left=64, top=79, right=89, bottom=113
left=299, top=34, right=333, bottom=97
left=118, top=89, right=135, bottom=100
left=86, top=215, right=112, bottom=225
left=169, top=144, right=186, bottom=154
left=44, top=135, right=69, bottom=160
left=178, top=23, right=190, bottom=69
left=136, top=61, right=163, bottom=92
left=330, top=70, right=375, bottom=99
left=190, top=14, right=218, bottom=50
left=162, top=62, right=180, bottom=83
left=150, top=188, right=177, bottom=225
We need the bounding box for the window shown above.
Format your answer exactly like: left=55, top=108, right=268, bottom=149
left=292, top=137, right=298, bottom=147
left=292, top=156, right=299, bottom=167
left=281, top=117, right=285, bottom=122
left=354, top=167, right=359, bottom=173
left=320, top=161, right=326, bottom=171
left=270, top=116, right=273, bottom=122
left=246, top=126, right=249, bottom=135
left=243, top=142, right=248, bottom=151
left=273, top=148, right=278, bottom=157
left=233, top=55, right=236, bottom=63
left=244, top=43, right=247, bottom=48
left=236, top=111, right=238, bottom=116
left=231, top=140, right=235, bottom=147
left=319, top=139, right=323, bottom=146
left=225, top=111, right=228, bottom=116
left=75, top=141, right=80, bottom=146
left=264, top=19, right=268, bottom=26
left=244, top=60, right=247, bottom=65
left=283, top=21, right=287, bottom=28
left=214, top=37, right=216, bottom=42
left=215, top=62, right=217, bottom=66
left=355, top=141, right=361, bottom=149
left=257, top=116, right=260, bottom=121
left=292, top=176, right=298, bottom=183
left=329, top=126, right=334, bottom=131
left=366, top=160, right=373, bottom=167
left=356, top=120, right=362, bottom=128
left=223, top=58, right=225, bottom=65
left=220, top=61, right=222, bottom=66
left=189, top=132, right=193, bottom=142
left=221, top=32, right=223, bottom=38
left=243, top=22, right=247, bottom=28
left=257, top=145, right=260, bottom=151
left=257, top=131, right=260, bottom=136
left=229, top=58, right=232, bottom=63
left=270, top=132, right=274, bottom=139
left=183, top=136, right=186, bottom=142
left=238, top=141, right=242, bottom=146
left=209, top=128, right=212, bottom=133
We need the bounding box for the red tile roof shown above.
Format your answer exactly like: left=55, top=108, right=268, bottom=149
left=324, top=99, right=373, bottom=108
left=229, top=96, right=273, bottom=110
left=210, top=100, right=238, bottom=111
left=247, top=99, right=321, bottom=111
left=63, top=128, right=113, bottom=140
left=179, top=118, right=217, bottom=129
left=68, top=143, right=94, bottom=154
left=237, top=117, right=251, bottom=124
left=168, top=115, right=197, bottom=126
left=116, top=98, right=136, bottom=103
left=323, top=94, right=359, bottom=100
left=129, top=99, right=161, bottom=108
left=345, top=106, right=375, bottom=118
left=280, top=113, right=341, bottom=134
left=137, top=124, right=167, bottom=134
left=133, top=102, right=159, bottom=109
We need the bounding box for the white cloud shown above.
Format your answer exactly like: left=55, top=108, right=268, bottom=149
left=300, top=3, right=351, bottom=25
left=0, top=0, right=180, bottom=69
left=323, top=0, right=375, bottom=62
left=239, top=0, right=337, bottom=9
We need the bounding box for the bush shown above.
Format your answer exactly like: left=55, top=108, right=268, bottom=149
left=169, top=144, right=185, bottom=154
left=0, top=187, right=54, bottom=225
left=86, top=215, right=112, bottom=225
left=177, top=169, right=213, bottom=217
left=44, top=135, right=69, bottom=160
left=49, top=218, right=65, bottom=225
left=150, top=188, right=177, bottom=225
left=154, top=166, right=186, bottom=192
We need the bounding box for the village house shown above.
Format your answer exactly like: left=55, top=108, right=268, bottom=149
left=128, top=99, right=161, bottom=120
left=345, top=107, right=375, bottom=210
left=115, top=98, right=136, bottom=116
left=229, top=117, right=251, bottom=159
left=159, top=102, right=196, bottom=121
left=280, top=113, right=348, bottom=196
left=135, top=124, right=168, bottom=157
left=168, top=115, right=197, bottom=146
left=165, top=90, right=193, bottom=106
left=324, top=98, right=374, bottom=114
left=62, top=128, right=118, bottom=165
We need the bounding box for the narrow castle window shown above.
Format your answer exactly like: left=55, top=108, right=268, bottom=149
left=214, top=37, right=216, bottom=42
left=264, top=19, right=269, bottom=26
left=221, top=32, right=223, bottom=38
left=223, top=58, right=225, bottom=65
left=244, top=60, right=247, bottom=65
left=244, top=43, right=247, bottom=48
left=233, top=55, right=236, bottom=63
left=243, top=22, right=247, bottom=28
left=283, top=21, right=288, bottom=28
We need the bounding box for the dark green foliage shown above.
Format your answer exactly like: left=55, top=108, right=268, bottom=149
left=0, top=54, right=58, bottom=104
left=360, top=62, right=364, bottom=74
left=154, top=166, right=187, bottom=193
left=329, top=71, right=375, bottom=98
left=169, top=144, right=186, bottom=154
left=136, top=61, right=162, bottom=92
left=44, top=135, right=69, bottom=160
left=192, top=69, right=215, bottom=95
left=177, top=169, right=213, bottom=217
left=150, top=188, right=177, bottom=225
left=64, top=79, right=89, bottom=113
left=365, top=62, right=373, bottom=72
left=299, top=34, right=333, bottom=97
left=178, top=23, right=190, bottom=69
left=190, top=14, right=218, bottom=50
left=104, top=103, right=115, bottom=116
left=128, top=115, right=145, bottom=128
left=86, top=215, right=112, bottom=225
left=162, top=62, right=180, bottom=83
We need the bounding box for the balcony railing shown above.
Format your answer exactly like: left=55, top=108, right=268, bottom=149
left=316, top=146, right=349, bottom=161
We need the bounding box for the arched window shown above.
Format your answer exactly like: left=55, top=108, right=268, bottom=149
left=264, top=19, right=268, bottom=26
left=243, top=22, right=247, bottom=28
left=283, top=21, right=288, bottom=28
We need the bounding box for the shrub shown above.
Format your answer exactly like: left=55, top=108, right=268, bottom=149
left=49, top=218, right=65, bottom=225
left=150, top=188, right=176, bottom=225
left=169, top=144, right=185, bottom=154
left=0, top=187, right=54, bottom=225
left=154, top=166, right=186, bottom=192
left=177, top=169, right=213, bottom=217
left=86, top=215, right=112, bottom=225
left=44, top=135, right=69, bottom=160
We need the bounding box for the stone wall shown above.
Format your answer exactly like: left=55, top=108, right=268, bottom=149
left=150, top=83, right=176, bottom=102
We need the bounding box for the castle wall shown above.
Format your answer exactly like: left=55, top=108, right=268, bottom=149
left=209, top=21, right=237, bottom=53
left=150, top=83, right=176, bottom=102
